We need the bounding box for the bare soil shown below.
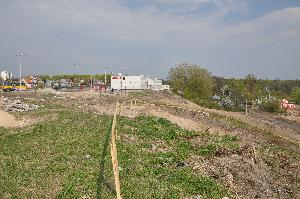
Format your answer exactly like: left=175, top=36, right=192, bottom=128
left=0, top=110, right=18, bottom=128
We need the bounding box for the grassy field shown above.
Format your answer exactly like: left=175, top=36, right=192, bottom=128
left=0, top=107, right=238, bottom=198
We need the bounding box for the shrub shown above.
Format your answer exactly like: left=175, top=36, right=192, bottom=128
left=290, top=88, right=300, bottom=105
left=261, top=99, right=282, bottom=113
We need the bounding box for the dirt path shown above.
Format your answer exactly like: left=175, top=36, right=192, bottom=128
left=7, top=90, right=299, bottom=144
left=148, top=109, right=204, bottom=132
left=249, top=110, right=300, bottom=142
left=0, top=110, right=17, bottom=128
left=153, top=97, right=300, bottom=144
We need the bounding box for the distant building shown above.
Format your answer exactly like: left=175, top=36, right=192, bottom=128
left=23, top=76, right=40, bottom=88
left=111, top=74, right=170, bottom=91
left=0, top=71, right=13, bottom=81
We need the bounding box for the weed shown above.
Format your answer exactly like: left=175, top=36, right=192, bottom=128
left=197, top=144, right=218, bottom=156
left=0, top=127, right=6, bottom=136
left=260, top=144, right=300, bottom=168
left=297, top=180, right=300, bottom=188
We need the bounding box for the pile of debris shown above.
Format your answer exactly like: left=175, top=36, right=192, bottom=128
left=1, top=97, right=39, bottom=112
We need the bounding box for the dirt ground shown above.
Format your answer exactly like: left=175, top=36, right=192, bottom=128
left=150, top=94, right=300, bottom=144
left=1, top=90, right=300, bottom=199
left=0, top=110, right=18, bottom=128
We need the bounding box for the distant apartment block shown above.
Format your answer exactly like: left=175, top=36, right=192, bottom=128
left=1, top=71, right=13, bottom=81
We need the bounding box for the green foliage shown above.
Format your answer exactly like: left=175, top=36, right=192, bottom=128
left=197, top=144, right=218, bottom=156
left=0, top=111, right=110, bottom=198
left=38, top=74, right=111, bottom=84
left=290, top=88, right=300, bottom=104
left=268, top=79, right=300, bottom=94
left=0, top=110, right=230, bottom=198
left=260, top=144, right=300, bottom=169
left=261, top=99, right=282, bottom=113
left=118, top=116, right=231, bottom=198
left=194, top=134, right=239, bottom=157
left=0, top=127, right=6, bottom=136
left=200, top=100, right=220, bottom=109
left=242, top=74, right=264, bottom=105
left=213, top=75, right=300, bottom=111
left=244, top=74, right=257, bottom=93
left=227, top=79, right=246, bottom=110
left=168, top=63, right=214, bottom=105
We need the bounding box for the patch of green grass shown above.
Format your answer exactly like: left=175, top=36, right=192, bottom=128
left=211, top=112, right=300, bottom=151
left=0, top=112, right=230, bottom=198
left=194, top=134, right=239, bottom=157
left=197, top=144, right=218, bottom=156
left=128, top=90, right=153, bottom=98
left=57, top=171, right=86, bottom=199
left=210, top=113, right=250, bottom=129
left=263, top=144, right=299, bottom=157
left=0, top=111, right=110, bottom=198
left=144, top=166, right=225, bottom=198
left=42, top=102, right=67, bottom=110
left=0, top=127, right=7, bottom=136
left=120, top=115, right=183, bottom=141
left=210, top=112, right=285, bottom=142
left=260, top=144, right=300, bottom=168
left=297, top=180, right=300, bottom=188
left=117, top=138, right=228, bottom=199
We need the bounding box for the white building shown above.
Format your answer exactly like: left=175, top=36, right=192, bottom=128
left=1, top=71, right=13, bottom=81
left=111, top=74, right=170, bottom=91
left=111, top=75, right=147, bottom=90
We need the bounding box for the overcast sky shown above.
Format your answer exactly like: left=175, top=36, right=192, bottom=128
left=0, top=0, right=299, bottom=79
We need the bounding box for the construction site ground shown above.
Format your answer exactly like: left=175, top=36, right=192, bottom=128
left=0, top=90, right=299, bottom=199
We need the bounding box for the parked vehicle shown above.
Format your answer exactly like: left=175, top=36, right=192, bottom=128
left=1, top=82, right=27, bottom=92
left=2, top=82, right=14, bottom=92
left=14, top=83, right=27, bottom=91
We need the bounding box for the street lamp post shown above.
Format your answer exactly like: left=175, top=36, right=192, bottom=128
left=104, top=66, right=109, bottom=93
left=73, top=63, right=82, bottom=74
left=104, top=66, right=108, bottom=86
left=73, top=63, right=82, bottom=88
left=16, top=53, right=27, bottom=86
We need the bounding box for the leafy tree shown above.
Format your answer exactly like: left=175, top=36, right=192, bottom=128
left=212, top=76, right=225, bottom=95
left=168, top=63, right=214, bottom=105
left=291, top=88, right=300, bottom=104
left=244, top=74, right=257, bottom=92
left=37, top=74, right=111, bottom=84
left=228, top=79, right=246, bottom=109
left=243, top=74, right=258, bottom=102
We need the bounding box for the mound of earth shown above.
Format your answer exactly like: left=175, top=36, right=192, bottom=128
left=2, top=91, right=300, bottom=198
left=0, top=110, right=18, bottom=128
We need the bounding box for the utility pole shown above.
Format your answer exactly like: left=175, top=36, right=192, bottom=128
left=90, top=75, right=93, bottom=89
left=73, top=63, right=82, bottom=75
left=16, top=53, right=27, bottom=86
left=245, top=98, right=248, bottom=114
left=120, top=77, right=123, bottom=93
left=104, top=66, right=108, bottom=86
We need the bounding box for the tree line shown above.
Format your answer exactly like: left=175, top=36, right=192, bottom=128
left=168, top=63, right=300, bottom=111
left=38, top=74, right=112, bottom=84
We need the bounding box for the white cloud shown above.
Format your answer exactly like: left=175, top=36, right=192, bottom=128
left=149, top=0, right=249, bottom=17
left=0, top=1, right=299, bottom=78
left=224, top=7, right=300, bottom=47
left=1, top=1, right=299, bottom=49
